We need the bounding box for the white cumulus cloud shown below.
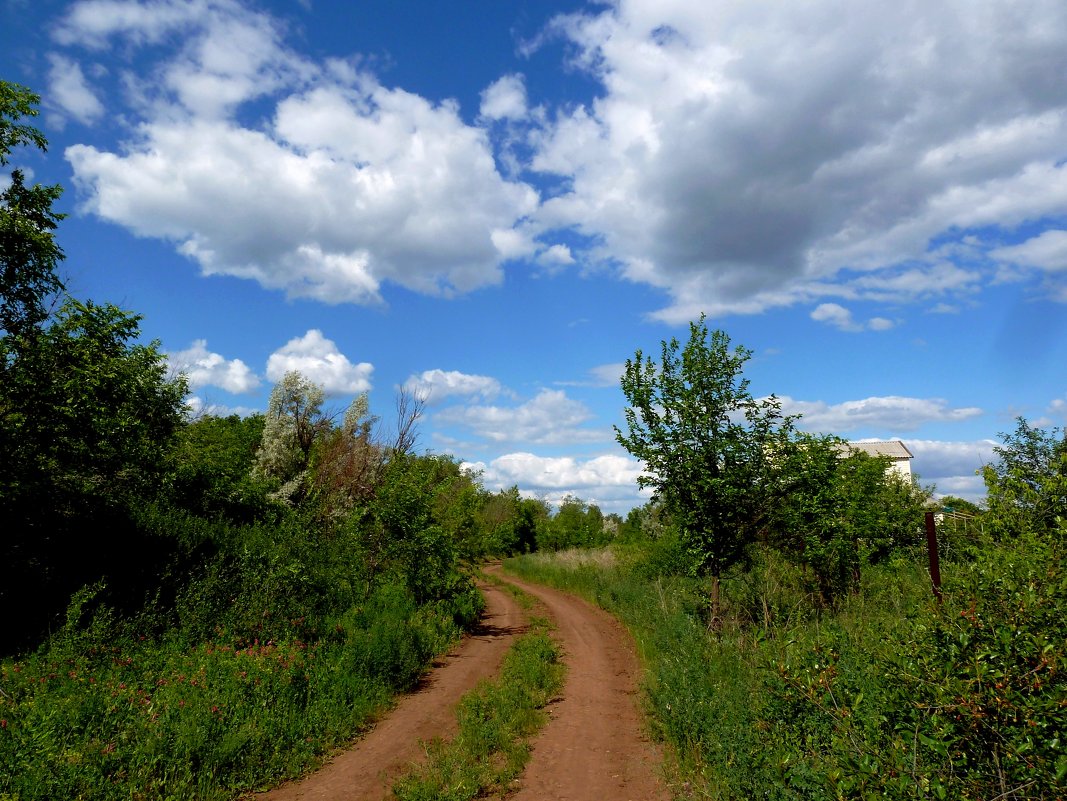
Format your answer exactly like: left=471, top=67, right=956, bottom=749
left=780, top=395, right=983, bottom=433
left=991, top=230, right=1067, bottom=273
left=266, top=329, right=372, bottom=395
left=810, top=303, right=895, bottom=332
left=480, top=73, right=528, bottom=121
left=530, top=0, right=1067, bottom=320
left=465, top=451, right=649, bottom=511
left=168, top=339, right=259, bottom=393
left=436, top=389, right=606, bottom=445
left=59, top=0, right=539, bottom=305
left=903, top=438, right=999, bottom=501
left=403, top=369, right=503, bottom=405
left=46, top=54, right=105, bottom=125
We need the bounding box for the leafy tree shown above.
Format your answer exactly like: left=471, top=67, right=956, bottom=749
left=309, top=391, right=379, bottom=521
left=771, top=435, right=926, bottom=604
left=0, top=85, right=189, bottom=649
left=983, top=417, right=1067, bottom=539
left=538, top=495, right=607, bottom=551
left=0, top=81, right=65, bottom=340
left=770, top=433, right=860, bottom=604
left=168, top=413, right=272, bottom=523
left=357, top=453, right=463, bottom=604
left=253, top=371, right=331, bottom=503
left=0, top=300, right=187, bottom=647
left=476, top=486, right=547, bottom=555
left=615, top=317, right=793, bottom=624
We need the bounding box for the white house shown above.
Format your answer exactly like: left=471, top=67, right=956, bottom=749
left=841, top=440, right=914, bottom=480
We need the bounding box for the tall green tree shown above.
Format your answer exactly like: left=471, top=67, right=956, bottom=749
left=0, top=81, right=65, bottom=340
left=770, top=435, right=926, bottom=604
left=0, top=84, right=188, bottom=649
left=615, top=316, right=793, bottom=624
left=0, top=300, right=188, bottom=647
left=253, top=371, right=331, bottom=503
left=983, top=417, right=1067, bottom=539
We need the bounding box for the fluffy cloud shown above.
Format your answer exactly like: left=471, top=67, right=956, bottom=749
left=54, top=0, right=1067, bottom=319
left=436, top=389, right=607, bottom=444
left=54, top=0, right=221, bottom=48
left=530, top=1, right=1067, bottom=320
left=588, top=362, right=625, bottom=387
left=167, top=339, right=259, bottom=393
left=781, top=395, right=983, bottom=433
left=810, top=303, right=895, bottom=333
left=59, top=0, right=538, bottom=305
left=265, top=329, right=372, bottom=395
left=905, top=439, right=998, bottom=478
left=466, top=451, right=648, bottom=511
left=185, top=395, right=259, bottom=418
left=991, top=230, right=1067, bottom=273
left=903, top=438, right=999, bottom=501
left=46, top=54, right=104, bottom=124
left=403, top=369, right=503, bottom=404
left=480, top=74, right=528, bottom=121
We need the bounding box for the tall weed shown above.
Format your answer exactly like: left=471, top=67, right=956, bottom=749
left=507, top=534, right=1065, bottom=800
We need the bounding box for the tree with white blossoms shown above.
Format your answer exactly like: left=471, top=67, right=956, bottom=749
left=253, top=371, right=332, bottom=503
left=254, top=370, right=424, bottom=513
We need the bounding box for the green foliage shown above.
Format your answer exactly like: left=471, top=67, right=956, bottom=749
left=0, top=81, right=65, bottom=340
left=771, top=435, right=928, bottom=604
left=253, top=371, right=330, bottom=503
left=983, top=417, right=1067, bottom=540
left=0, top=299, right=188, bottom=649
left=308, top=391, right=384, bottom=523
left=168, top=413, right=273, bottom=523
left=537, top=494, right=609, bottom=552
left=616, top=316, right=793, bottom=612
left=0, top=85, right=495, bottom=801
left=0, top=581, right=468, bottom=801
left=507, top=528, right=1066, bottom=801
left=937, top=494, right=984, bottom=518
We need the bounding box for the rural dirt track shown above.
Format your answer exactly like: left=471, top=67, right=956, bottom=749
left=258, top=567, right=669, bottom=800
left=486, top=565, right=670, bottom=801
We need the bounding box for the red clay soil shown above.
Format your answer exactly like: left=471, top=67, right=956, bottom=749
left=257, top=568, right=669, bottom=801
left=256, top=580, right=526, bottom=801
left=487, top=565, right=670, bottom=801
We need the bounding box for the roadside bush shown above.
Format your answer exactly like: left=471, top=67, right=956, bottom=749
left=508, top=530, right=1066, bottom=801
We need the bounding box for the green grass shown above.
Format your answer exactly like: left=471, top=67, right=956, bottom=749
left=391, top=583, right=564, bottom=801
left=506, top=536, right=1067, bottom=800
left=0, top=582, right=468, bottom=801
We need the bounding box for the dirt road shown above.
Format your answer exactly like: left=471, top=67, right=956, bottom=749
left=487, top=566, right=670, bottom=801
left=258, top=580, right=526, bottom=801
left=259, top=568, right=669, bottom=800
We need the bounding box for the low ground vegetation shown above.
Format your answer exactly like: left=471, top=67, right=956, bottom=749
left=507, top=511, right=1065, bottom=800
left=392, top=579, right=564, bottom=801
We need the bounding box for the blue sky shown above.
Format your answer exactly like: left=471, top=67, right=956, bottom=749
left=3, top=0, right=1067, bottom=512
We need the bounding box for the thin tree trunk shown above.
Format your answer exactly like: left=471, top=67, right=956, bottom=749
left=708, top=572, right=723, bottom=632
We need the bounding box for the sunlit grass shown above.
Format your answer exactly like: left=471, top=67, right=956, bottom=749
left=0, top=583, right=466, bottom=801
left=505, top=538, right=1065, bottom=800
left=391, top=584, right=564, bottom=801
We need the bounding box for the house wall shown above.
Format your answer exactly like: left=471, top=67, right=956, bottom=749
left=887, top=458, right=912, bottom=480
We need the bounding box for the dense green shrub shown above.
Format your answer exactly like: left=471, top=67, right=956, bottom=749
left=508, top=529, right=1066, bottom=801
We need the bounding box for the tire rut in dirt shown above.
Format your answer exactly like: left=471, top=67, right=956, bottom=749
left=487, top=566, right=670, bottom=801
left=257, top=581, right=525, bottom=801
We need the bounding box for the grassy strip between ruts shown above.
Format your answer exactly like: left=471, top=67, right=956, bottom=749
left=390, top=575, right=564, bottom=801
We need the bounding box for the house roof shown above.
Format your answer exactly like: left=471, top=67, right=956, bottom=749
left=845, top=440, right=913, bottom=460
